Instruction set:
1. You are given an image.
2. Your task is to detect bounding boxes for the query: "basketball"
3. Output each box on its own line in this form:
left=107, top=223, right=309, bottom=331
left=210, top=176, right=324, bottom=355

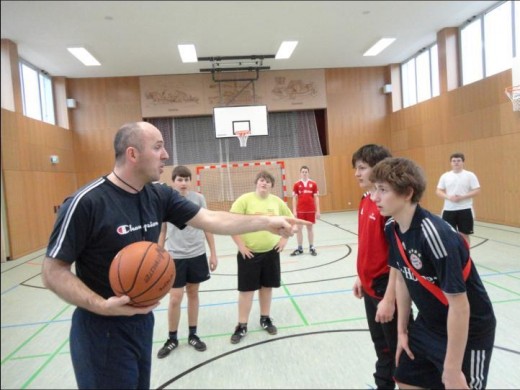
left=109, top=241, right=175, bottom=307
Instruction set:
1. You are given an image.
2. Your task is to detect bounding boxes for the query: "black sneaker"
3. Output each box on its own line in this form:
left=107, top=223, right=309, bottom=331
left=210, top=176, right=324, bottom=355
left=290, top=249, right=303, bottom=256
left=188, top=334, right=207, bottom=352
left=157, top=338, right=178, bottom=359
left=230, top=325, right=247, bottom=344
left=260, top=317, right=278, bottom=335
left=310, top=247, right=317, bottom=256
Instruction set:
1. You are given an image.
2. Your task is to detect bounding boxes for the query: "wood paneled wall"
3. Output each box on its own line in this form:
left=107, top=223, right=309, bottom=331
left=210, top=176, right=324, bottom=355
left=1, top=59, right=518, bottom=259
left=1, top=110, right=77, bottom=258
left=66, top=77, right=143, bottom=186
left=390, top=70, right=520, bottom=226
left=324, top=67, right=391, bottom=210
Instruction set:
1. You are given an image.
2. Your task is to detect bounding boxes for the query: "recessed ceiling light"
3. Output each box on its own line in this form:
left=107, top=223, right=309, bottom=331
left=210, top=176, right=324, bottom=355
left=178, top=44, right=198, bottom=63
left=363, top=38, right=396, bottom=56
left=363, top=38, right=395, bottom=56
left=67, top=47, right=101, bottom=66
left=276, top=41, right=298, bottom=59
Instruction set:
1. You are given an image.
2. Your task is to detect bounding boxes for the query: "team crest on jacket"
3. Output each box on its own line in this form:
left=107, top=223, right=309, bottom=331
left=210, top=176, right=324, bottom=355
left=410, top=250, right=423, bottom=269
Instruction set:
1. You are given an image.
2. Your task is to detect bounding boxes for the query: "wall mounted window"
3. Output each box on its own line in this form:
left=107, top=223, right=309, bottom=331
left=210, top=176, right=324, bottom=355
left=401, top=44, right=440, bottom=108
left=19, top=60, right=55, bottom=124
left=461, top=1, right=518, bottom=85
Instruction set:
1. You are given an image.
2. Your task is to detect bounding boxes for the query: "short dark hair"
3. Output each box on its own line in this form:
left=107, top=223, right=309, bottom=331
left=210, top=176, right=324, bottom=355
left=172, top=165, right=191, bottom=180
left=450, top=152, right=465, bottom=162
left=114, top=122, right=144, bottom=162
left=352, top=144, right=392, bottom=168
left=300, top=165, right=309, bottom=171
left=370, top=157, right=426, bottom=204
left=255, top=170, right=275, bottom=186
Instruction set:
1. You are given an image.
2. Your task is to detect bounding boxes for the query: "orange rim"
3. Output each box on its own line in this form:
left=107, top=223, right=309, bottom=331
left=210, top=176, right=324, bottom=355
left=505, top=85, right=520, bottom=100
left=505, top=85, right=520, bottom=93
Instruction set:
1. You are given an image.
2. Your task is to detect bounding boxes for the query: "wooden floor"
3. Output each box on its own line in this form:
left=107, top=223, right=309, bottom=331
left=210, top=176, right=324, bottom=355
left=1, top=211, right=519, bottom=389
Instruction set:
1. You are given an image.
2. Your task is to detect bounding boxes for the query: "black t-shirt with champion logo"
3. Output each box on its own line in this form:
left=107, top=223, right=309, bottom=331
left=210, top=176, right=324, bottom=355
left=385, top=205, right=495, bottom=338
left=46, top=177, right=200, bottom=299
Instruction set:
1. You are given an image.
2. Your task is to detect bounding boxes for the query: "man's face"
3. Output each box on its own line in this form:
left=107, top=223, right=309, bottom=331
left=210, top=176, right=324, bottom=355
left=354, top=160, right=372, bottom=189
left=136, top=125, right=169, bottom=182
left=300, top=169, right=309, bottom=179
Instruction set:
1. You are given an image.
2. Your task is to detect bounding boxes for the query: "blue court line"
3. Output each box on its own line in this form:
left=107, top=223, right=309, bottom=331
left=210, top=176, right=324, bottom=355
left=1, top=284, right=20, bottom=295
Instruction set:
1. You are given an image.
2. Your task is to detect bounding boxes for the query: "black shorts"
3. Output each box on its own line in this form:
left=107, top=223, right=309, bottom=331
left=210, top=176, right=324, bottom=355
left=442, top=208, right=474, bottom=235
left=395, top=317, right=495, bottom=389
left=237, top=249, right=281, bottom=292
left=172, top=254, right=210, bottom=288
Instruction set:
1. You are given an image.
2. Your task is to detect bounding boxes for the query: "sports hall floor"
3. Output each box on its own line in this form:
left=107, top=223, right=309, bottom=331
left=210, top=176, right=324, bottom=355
left=1, top=211, right=519, bottom=389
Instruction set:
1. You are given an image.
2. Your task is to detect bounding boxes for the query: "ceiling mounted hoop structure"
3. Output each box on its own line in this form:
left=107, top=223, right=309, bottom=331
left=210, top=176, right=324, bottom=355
left=199, top=54, right=275, bottom=82
left=236, top=130, right=251, bottom=148
left=505, top=85, right=520, bottom=112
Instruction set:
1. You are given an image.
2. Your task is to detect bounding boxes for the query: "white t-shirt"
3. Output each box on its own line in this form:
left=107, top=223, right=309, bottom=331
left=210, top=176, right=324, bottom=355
left=437, top=169, right=480, bottom=212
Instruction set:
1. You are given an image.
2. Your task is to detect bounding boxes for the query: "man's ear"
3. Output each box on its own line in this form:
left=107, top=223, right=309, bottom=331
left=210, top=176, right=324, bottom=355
left=127, top=146, right=138, bottom=161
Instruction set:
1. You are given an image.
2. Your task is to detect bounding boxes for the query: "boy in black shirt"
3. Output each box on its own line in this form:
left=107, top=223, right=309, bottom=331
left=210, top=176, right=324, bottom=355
left=370, top=157, right=495, bottom=389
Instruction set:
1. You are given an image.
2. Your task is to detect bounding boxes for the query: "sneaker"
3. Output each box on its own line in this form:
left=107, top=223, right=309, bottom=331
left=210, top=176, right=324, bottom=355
left=290, top=249, right=303, bottom=256
left=157, top=338, right=178, bottom=359
left=188, top=334, right=207, bottom=352
left=230, top=325, right=247, bottom=344
left=260, top=317, right=278, bottom=335
left=310, top=247, right=317, bottom=256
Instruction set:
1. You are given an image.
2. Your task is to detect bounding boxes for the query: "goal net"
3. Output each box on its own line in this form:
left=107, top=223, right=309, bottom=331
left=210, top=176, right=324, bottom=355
left=196, top=161, right=287, bottom=211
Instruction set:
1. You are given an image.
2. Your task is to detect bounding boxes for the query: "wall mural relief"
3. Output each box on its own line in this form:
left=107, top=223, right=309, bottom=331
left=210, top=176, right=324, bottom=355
left=139, top=74, right=208, bottom=117
left=140, top=69, right=326, bottom=118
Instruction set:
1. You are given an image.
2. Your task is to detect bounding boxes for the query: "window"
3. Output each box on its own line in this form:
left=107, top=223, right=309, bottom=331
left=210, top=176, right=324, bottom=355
left=461, top=18, right=483, bottom=85
left=401, top=44, right=439, bottom=108
left=461, top=1, right=518, bottom=85
left=19, top=60, right=55, bottom=124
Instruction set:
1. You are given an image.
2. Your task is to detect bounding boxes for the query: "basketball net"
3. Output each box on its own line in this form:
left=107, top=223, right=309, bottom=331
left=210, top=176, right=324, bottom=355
left=236, top=130, right=251, bottom=147
left=505, top=85, right=520, bottom=112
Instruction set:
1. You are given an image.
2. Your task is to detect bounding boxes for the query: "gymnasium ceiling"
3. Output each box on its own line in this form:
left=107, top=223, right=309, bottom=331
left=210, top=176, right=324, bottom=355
left=1, top=1, right=498, bottom=79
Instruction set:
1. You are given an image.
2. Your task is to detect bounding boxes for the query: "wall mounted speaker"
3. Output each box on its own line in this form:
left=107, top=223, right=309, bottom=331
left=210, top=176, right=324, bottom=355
left=66, top=98, right=77, bottom=108
left=383, top=84, right=392, bottom=94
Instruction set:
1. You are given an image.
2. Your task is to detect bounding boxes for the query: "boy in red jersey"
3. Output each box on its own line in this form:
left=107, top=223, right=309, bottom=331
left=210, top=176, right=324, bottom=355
left=291, top=166, right=320, bottom=256
left=352, top=145, right=404, bottom=389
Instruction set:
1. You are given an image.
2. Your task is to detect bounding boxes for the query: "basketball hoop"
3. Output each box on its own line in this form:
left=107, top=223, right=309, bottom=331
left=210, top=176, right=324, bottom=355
left=236, top=130, right=251, bottom=147
left=505, top=85, right=520, bottom=112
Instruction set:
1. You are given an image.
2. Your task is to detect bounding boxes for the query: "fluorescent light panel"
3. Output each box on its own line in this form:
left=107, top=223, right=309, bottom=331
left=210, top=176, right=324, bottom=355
left=178, top=44, right=198, bottom=63
left=276, top=41, right=298, bottom=59
left=67, top=47, right=100, bottom=66
left=363, top=38, right=396, bottom=56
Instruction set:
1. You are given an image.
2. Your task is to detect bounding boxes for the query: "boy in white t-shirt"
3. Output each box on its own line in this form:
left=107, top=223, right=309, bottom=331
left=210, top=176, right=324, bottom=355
left=436, top=153, right=480, bottom=243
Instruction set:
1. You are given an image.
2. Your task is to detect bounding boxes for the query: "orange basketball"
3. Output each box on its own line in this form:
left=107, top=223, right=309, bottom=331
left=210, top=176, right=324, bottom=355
left=109, top=241, right=175, bottom=307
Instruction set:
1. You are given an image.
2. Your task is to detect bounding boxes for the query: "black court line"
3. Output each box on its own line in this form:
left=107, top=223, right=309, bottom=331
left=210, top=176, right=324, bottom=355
left=319, top=218, right=359, bottom=236
left=156, top=332, right=520, bottom=389
left=474, top=222, right=520, bottom=235
left=156, top=329, right=370, bottom=389
left=494, top=345, right=520, bottom=355
left=199, top=246, right=354, bottom=293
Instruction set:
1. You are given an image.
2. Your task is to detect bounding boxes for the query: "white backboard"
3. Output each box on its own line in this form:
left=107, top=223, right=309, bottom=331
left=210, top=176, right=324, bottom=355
left=213, top=105, right=269, bottom=138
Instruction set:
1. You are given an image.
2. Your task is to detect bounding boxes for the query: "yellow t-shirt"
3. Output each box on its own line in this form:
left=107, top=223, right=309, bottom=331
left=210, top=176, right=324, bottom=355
left=230, top=192, right=293, bottom=252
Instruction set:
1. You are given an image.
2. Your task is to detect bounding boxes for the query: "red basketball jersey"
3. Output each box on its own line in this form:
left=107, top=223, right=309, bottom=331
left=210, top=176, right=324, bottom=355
left=293, top=179, right=319, bottom=213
